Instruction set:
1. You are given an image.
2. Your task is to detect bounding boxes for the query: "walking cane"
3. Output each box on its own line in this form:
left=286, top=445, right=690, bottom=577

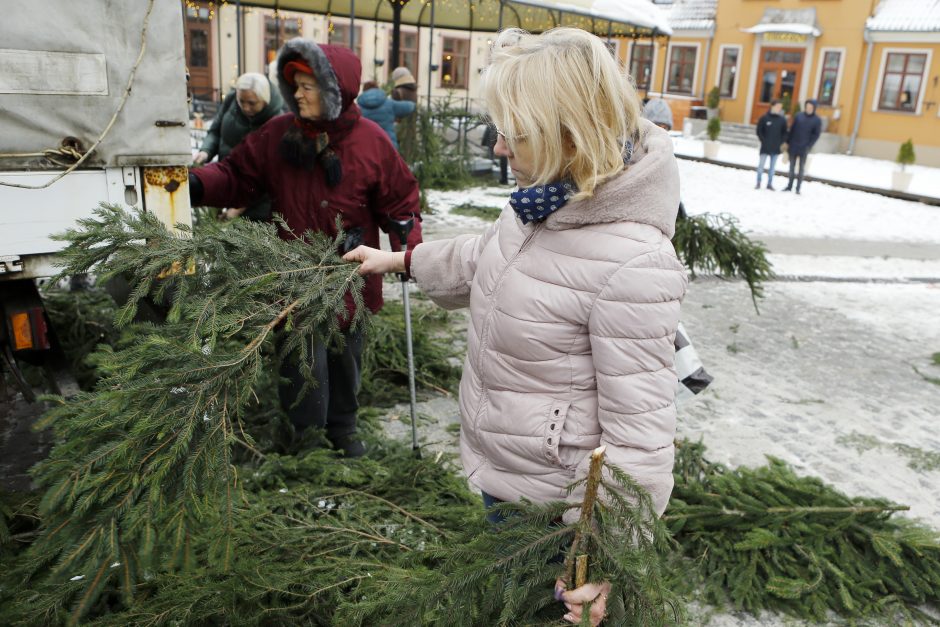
left=389, top=218, right=421, bottom=458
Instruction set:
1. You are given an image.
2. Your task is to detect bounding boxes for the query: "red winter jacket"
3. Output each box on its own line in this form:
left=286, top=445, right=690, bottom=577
left=192, top=43, right=421, bottom=321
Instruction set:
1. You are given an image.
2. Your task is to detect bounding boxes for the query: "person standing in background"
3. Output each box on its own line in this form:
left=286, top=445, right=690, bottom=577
left=783, top=99, right=822, bottom=195
left=390, top=66, right=418, bottom=161
left=357, top=80, right=416, bottom=151
left=194, top=73, right=284, bottom=220
left=754, top=99, right=788, bottom=191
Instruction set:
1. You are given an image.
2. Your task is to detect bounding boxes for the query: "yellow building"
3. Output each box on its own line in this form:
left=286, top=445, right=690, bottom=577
left=630, top=0, right=940, bottom=166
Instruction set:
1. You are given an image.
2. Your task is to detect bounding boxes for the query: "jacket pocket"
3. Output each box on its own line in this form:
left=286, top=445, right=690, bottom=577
left=542, top=400, right=574, bottom=471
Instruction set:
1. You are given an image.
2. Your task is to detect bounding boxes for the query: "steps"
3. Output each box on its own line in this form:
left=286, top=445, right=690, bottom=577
left=718, top=122, right=760, bottom=148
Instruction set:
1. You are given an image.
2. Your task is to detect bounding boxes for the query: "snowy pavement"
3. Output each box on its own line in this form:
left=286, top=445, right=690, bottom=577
left=674, top=136, right=940, bottom=201
left=676, top=158, right=940, bottom=246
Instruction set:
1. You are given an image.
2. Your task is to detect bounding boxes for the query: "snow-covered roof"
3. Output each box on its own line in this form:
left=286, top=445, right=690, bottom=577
left=867, top=0, right=940, bottom=32
left=742, top=8, right=821, bottom=38
left=590, top=0, right=673, bottom=35
left=650, top=0, right=716, bottom=32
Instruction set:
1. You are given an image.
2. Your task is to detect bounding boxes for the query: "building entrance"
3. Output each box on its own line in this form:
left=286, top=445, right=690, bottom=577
left=751, top=47, right=804, bottom=123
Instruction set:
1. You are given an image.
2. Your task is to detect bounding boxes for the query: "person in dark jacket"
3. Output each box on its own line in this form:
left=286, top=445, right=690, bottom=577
left=357, top=80, right=416, bottom=150
left=194, top=73, right=284, bottom=220
left=784, top=99, right=822, bottom=194
left=189, top=40, right=422, bottom=456
left=755, top=99, right=788, bottom=190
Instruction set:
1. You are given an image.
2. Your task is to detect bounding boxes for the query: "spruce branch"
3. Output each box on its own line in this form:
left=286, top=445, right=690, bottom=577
left=673, top=212, right=774, bottom=313
left=669, top=439, right=940, bottom=621
left=19, top=204, right=366, bottom=623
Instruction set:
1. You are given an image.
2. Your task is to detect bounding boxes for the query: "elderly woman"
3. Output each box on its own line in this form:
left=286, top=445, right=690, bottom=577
left=190, top=40, right=421, bottom=457
left=345, top=27, right=686, bottom=624
left=194, top=72, right=284, bottom=220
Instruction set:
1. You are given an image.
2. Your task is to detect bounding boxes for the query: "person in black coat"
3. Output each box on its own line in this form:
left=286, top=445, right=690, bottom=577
left=784, top=99, right=822, bottom=195
left=755, top=99, right=788, bottom=190
left=194, top=73, right=285, bottom=220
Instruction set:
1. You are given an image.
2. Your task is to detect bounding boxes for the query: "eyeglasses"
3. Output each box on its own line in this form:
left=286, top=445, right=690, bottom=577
left=492, top=125, right=527, bottom=142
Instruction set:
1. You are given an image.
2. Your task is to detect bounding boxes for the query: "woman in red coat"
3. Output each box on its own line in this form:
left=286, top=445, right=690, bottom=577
left=190, top=39, right=422, bottom=456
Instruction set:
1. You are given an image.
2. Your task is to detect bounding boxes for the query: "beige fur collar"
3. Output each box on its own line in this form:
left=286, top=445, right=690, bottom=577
left=544, top=119, right=681, bottom=238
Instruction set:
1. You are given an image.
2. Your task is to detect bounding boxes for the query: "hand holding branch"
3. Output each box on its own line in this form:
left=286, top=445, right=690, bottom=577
left=343, top=245, right=405, bottom=276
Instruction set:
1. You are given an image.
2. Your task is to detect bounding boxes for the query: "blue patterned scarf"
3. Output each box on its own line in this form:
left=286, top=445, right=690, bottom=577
left=508, top=140, right=634, bottom=225
left=508, top=181, right=577, bottom=225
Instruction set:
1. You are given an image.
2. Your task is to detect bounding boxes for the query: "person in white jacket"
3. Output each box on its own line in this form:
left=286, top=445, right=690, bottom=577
left=344, top=27, right=687, bottom=625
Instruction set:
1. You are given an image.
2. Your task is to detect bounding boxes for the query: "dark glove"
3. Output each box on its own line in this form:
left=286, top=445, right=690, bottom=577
left=188, top=171, right=204, bottom=206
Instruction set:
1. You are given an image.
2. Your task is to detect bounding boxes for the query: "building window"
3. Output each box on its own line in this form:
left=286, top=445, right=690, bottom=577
left=189, top=30, right=208, bottom=68
left=388, top=30, right=419, bottom=76
left=265, top=15, right=301, bottom=69
left=878, top=52, right=927, bottom=112
left=817, top=50, right=841, bottom=106
left=440, top=37, right=469, bottom=89
left=717, top=47, right=739, bottom=98
left=667, top=45, right=697, bottom=95
left=629, top=43, right=653, bottom=90
left=331, top=23, right=363, bottom=59
left=186, top=6, right=210, bottom=22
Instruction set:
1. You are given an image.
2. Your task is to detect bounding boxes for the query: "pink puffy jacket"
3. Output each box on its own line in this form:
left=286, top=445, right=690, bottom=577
left=411, top=120, right=687, bottom=516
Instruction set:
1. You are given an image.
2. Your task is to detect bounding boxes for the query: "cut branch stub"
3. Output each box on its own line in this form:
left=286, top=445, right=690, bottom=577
left=565, top=445, right=607, bottom=587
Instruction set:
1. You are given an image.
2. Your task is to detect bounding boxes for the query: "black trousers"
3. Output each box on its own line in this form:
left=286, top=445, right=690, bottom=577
left=278, top=330, right=363, bottom=438
left=786, top=151, right=809, bottom=191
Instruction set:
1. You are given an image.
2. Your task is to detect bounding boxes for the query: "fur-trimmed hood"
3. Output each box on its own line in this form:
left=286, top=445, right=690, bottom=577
left=546, top=118, right=680, bottom=238
left=276, top=38, right=361, bottom=121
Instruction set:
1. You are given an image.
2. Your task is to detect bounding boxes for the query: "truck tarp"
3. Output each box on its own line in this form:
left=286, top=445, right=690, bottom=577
left=0, top=0, right=191, bottom=170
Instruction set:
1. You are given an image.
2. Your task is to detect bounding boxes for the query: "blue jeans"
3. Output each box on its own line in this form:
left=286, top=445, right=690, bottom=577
left=756, top=153, right=779, bottom=187
left=482, top=491, right=508, bottom=526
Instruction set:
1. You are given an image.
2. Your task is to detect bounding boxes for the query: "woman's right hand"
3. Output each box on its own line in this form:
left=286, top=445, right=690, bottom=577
left=193, top=151, right=209, bottom=165
left=343, top=246, right=406, bottom=276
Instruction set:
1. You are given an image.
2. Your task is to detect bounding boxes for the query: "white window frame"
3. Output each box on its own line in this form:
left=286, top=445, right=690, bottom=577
left=665, top=41, right=701, bottom=97
left=871, top=46, right=933, bottom=115
left=714, top=44, right=742, bottom=100
left=627, top=40, right=657, bottom=91
left=812, top=46, right=845, bottom=107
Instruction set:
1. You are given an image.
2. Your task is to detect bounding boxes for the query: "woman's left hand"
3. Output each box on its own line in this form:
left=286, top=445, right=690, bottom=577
left=556, top=578, right=611, bottom=626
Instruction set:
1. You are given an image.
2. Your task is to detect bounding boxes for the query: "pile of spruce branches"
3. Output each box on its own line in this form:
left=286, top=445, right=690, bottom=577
left=2, top=206, right=939, bottom=627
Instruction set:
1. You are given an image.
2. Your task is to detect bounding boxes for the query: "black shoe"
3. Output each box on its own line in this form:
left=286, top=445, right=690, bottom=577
left=766, top=185, right=776, bottom=191
left=755, top=183, right=761, bottom=189
left=795, top=189, right=801, bottom=195
left=329, top=434, right=366, bottom=458
left=783, top=186, right=792, bottom=192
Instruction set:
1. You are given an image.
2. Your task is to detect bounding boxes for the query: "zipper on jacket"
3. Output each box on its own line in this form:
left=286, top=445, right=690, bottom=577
left=475, top=222, right=545, bottom=384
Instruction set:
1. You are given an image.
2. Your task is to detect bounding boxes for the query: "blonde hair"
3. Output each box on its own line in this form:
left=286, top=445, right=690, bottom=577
left=235, top=72, right=271, bottom=104
left=482, top=28, right=641, bottom=199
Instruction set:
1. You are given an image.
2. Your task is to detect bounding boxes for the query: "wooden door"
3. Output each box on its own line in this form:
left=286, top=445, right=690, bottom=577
left=751, top=48, right=804, bottom=124
left=184, top=2, right=215, bottom=104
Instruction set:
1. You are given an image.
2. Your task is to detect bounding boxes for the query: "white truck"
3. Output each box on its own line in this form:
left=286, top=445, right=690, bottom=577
left=0, top=0, right=193, bottom=399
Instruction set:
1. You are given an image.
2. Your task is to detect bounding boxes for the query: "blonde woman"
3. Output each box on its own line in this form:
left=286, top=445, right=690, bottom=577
left=344, top=27, right=686, bottom=625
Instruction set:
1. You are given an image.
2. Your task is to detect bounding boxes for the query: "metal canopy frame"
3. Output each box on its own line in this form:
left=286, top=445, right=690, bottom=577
left=230, top=0, right=671, bottom=105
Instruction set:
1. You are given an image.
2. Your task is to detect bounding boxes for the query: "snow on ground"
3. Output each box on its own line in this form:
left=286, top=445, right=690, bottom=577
left=679, top=278, right=940, bottom=529
left=768, top=254, right=940, bottom=280
left=677, top=158, right=940, bottom=244
left=426, top=169, right=940, bottom=247
left=673, top=136, right=940, bottom=200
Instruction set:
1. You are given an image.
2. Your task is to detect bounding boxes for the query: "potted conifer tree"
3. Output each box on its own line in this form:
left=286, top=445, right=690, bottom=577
left=892, top=139, right=915, bottom=192
left=706, top=86, right=720, bottom=119
left=704, top=116, right=721, bottom=160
